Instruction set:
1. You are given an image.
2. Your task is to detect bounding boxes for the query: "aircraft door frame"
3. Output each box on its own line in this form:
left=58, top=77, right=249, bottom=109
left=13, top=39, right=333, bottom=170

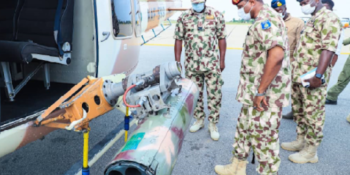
left=133, top=0, right=142, bottom=37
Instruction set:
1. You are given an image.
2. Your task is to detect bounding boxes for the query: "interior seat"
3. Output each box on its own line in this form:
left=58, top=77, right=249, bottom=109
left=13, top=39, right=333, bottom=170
left=0, top=0, right=74, bottom=101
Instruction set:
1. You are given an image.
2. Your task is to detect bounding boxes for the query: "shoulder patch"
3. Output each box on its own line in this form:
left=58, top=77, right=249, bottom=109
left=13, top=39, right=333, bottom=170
left=206, top=15, right=214, bottom=20
left=261, top=20, right=271, bottom=30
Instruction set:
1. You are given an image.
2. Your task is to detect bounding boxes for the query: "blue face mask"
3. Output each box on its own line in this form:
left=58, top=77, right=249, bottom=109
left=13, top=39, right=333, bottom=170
left=192, top=3, right=205, bottom=12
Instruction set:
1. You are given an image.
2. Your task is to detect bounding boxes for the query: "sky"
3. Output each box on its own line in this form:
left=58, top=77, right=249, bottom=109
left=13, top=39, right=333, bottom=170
left=170, top=0, right=349, bottom=21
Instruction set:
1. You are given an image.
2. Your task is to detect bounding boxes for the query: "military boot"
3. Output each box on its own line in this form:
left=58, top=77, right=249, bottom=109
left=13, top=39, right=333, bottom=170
left=281, top=135, right=305, bottom=151
left=347, top=114, right=350, bottom=123
left=209, top=122, right=220, bottom=141
left=325, top=99, right=337, bottom=105
left=214, top=157, right=247, bottom=175
left=282, top=111, right=293, bottom=119
left=289, top=144, right=318, bottom=164
left=189, top=119, right=204, bottom=133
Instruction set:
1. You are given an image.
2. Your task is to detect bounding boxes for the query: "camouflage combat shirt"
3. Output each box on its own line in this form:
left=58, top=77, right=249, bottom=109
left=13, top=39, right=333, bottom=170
left=236, top=4, right=291, bottom=108
left=292, top=7, right=342, bottom=84
left=174, top=6, right=226, bottom=73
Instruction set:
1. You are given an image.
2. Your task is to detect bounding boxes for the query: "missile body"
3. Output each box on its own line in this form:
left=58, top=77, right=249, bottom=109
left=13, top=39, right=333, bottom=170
left=104, top=78, right=199, bottom=175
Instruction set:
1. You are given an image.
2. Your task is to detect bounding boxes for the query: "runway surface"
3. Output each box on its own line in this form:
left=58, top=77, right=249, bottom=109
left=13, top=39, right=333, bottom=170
left=1, top=25, right=350, bottom=175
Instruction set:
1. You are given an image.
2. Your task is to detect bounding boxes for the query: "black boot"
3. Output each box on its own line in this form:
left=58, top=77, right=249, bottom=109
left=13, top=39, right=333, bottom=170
left=283, top=111, right=293, bottom=119
left=325, top=99, right=337, bottom=105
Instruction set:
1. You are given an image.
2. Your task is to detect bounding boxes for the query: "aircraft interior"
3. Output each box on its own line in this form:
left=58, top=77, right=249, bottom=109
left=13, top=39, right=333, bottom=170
left=0, top=0, right=74, bottom=125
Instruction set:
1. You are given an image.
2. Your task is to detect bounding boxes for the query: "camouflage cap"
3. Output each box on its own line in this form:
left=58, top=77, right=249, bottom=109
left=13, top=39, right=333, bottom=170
left=191, top=0, right=205, bottom=3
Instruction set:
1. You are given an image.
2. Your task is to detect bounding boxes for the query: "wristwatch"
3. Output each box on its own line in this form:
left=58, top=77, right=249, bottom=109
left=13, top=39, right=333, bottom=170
left=315, top=73, right=323, bottom=79
left=255, top=91, right=266, bottom=97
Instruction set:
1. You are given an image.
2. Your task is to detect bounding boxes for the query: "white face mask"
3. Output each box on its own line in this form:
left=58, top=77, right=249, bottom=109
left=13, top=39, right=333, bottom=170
left=238, top=1, right=254, bottom=21
left=279, top=12, right=285, bottom=19
left=301, top=1, right=316, bottom=15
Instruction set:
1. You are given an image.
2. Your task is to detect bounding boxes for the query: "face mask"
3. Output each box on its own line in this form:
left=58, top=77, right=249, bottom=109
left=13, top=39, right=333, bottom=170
left=301, top=0, right=316, bottom=15
left=192, top=3, right=205, bottom=12
left=279, top=12, right=285, bottom=19
left=238, top=1, right=254, bottom=21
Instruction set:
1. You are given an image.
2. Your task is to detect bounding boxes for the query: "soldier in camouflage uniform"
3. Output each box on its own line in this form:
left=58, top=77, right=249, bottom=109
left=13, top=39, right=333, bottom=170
left=174, top=0, right=226, bottom=141
left=326, top=36, right=350, bottom=105
left=271, top=0, right=305, bottom=120
left=281, top=0, right=342, bottom=164
left=215, top=0, right=290, bottom=174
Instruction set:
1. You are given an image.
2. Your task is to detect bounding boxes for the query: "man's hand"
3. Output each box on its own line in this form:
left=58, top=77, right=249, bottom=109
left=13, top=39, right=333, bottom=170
left=253, top=96, right=268, bottom=112
left=304, top=76, right=322, bottom=88
left=176, top=61, right=183, bottom=73
left=220, top=61, right=225, bottom=72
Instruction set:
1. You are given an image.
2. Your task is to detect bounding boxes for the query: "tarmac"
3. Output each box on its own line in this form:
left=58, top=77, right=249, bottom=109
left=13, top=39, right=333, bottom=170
left=0, top=24, right=350, bottom=175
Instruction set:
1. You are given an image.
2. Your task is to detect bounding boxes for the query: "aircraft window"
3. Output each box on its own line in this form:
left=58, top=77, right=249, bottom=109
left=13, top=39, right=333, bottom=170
left=111, top=0, right=133, bottom=38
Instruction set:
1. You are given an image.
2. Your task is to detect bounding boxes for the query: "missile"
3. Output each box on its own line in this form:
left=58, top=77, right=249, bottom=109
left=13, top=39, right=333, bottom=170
left=104, top=78, right=199, bottom=175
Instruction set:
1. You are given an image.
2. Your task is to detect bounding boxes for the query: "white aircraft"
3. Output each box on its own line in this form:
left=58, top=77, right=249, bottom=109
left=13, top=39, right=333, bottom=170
left=0, top=0, right=184, bottom=159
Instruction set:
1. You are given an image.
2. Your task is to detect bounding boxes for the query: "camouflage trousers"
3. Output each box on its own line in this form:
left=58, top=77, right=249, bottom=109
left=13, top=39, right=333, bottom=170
left=185, top=70, right=224, bottom=123
left=232, top=105, right=282, bottom=175
left=292, top=83, right=326, bottom=146
left=327, top=56, right=350, bottom=101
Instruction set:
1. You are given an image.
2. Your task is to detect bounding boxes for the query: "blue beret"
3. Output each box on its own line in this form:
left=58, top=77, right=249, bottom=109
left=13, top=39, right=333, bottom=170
left=271, top=0, right=285, bottom=8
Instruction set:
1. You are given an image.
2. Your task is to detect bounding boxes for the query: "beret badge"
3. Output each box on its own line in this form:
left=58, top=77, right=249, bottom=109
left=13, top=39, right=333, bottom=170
left=232, top=0, right=242, bottom=5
